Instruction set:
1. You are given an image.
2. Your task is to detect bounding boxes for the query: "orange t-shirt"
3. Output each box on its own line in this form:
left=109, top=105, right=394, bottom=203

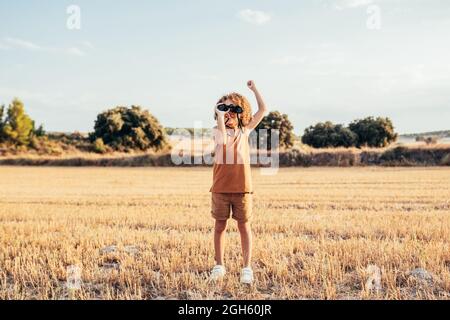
left=210, top=127, right=253, bottom=194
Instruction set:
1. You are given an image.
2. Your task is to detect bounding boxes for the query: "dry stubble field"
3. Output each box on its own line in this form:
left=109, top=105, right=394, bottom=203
left=0, top=166, right=449, bottom=300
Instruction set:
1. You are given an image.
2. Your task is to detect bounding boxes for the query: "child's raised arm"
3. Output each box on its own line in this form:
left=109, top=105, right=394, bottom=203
left=245, top=80, right=268, bottom=131
left=214, top=106, right=228, bottom=145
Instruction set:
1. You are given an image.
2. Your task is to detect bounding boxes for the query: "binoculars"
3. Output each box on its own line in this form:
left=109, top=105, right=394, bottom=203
left=216, top=104, right=243, bottom=114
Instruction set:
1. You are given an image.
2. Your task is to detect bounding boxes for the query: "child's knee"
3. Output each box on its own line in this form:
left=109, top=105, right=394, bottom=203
left=215, top=220, right=228, bottom=233
left=237, top=221, right=251, bottom=232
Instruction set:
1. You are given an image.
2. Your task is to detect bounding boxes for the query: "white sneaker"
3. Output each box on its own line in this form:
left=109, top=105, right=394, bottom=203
left=210, top=265, right=226, bottom=281
left=240, top=267, right=254, bottom=284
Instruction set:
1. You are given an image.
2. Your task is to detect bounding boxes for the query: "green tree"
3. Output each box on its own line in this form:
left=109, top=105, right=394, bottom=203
left=255, top=111, right=295, bottom=150
left=90, top=105, right=168, bottom=152
left=302, top=121, right=357, bottom=148
left=348, top=117, right=397, bottom=148
left=31, top=120, right=46, bottom=137
left=2, top=98, right=34, bottom=145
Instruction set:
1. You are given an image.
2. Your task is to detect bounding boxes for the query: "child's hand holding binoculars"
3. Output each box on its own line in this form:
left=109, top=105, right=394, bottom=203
left=215, top=105, right=228, bottom=117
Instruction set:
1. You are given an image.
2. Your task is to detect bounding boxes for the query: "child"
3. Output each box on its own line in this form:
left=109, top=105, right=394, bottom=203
left=210, top=80, right=268, bottom=284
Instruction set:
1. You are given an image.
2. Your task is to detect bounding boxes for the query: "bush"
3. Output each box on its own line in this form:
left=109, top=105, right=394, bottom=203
left=33, top=123, right=46, bottom=137
left=302, top=121, right=357, bottom=148
left=348, top=117, right=397, bottom=148
left=255, top=111, right=295, bottom=150
left=90, top=106, right=168, bottom=152
left=93, top=138, right=108, bottom=154
left=165, top=127, right=175, bottom=135
left=302, top=117, right=397, bottom=149
left=425, top=137, right=438, bottom=145
left=1, top=99, right=34, bottom=146
left=416, top=136, right=439, bottom=145
left=29, top=136, right=40, bottom=150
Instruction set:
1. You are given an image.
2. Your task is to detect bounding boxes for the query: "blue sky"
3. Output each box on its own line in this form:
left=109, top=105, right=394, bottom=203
left=1, top=0, right=449, bottom=134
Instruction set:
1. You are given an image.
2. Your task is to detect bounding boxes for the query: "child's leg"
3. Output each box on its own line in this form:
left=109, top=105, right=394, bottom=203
left=231, top=193, right=253, bottom=268
left=237, top=221, right=253, bottom=268
left=214, top=219, right=228, bottom=265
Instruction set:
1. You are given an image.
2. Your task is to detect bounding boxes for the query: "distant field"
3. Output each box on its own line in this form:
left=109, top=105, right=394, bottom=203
left=0, top=167, right=449, bottom=300
left=398, top=136, right=450, bottom=145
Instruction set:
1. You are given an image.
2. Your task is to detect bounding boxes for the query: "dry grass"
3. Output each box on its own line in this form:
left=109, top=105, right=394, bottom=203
left=0, top=166, right=449, bottom=300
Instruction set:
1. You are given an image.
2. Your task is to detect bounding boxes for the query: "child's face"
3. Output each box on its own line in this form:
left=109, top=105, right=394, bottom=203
left=223, top=99, right=239, bottom=129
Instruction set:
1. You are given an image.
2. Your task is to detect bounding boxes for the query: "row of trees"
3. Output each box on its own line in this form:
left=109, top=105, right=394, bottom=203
left=302, top=117, right=398, bottom=148
left=76, top=108, right=399, bottom=150
left=0, top=99, right=168, bottom=153
left=0, top=98, right=398, bottom=152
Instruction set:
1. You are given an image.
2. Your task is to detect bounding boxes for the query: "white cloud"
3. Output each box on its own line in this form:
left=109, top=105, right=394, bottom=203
left=1, top=37, right=86, bottom=57
left=4, top=37, right=42, bottom=50
left=237, top=9, right=271, bottom=25
left=334, top=0, right=373, bottom=10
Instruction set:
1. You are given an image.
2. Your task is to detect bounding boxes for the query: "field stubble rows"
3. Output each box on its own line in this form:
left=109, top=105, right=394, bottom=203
left=0, top=166, right=449, bottom=300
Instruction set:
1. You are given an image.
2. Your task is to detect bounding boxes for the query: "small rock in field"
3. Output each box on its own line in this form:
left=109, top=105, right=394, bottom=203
left=100, top=245, right=118, bottom=254
left=408, top=268, right=435, bottom=283
left=365, top=265, right=382, bottom=292
left=124, top=245, right=139, bottom=255
left=101, top=262, right=120, bottom=271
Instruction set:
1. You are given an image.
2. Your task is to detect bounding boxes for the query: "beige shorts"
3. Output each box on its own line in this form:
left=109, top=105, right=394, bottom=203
left=211, top=193, right=253, bottom=223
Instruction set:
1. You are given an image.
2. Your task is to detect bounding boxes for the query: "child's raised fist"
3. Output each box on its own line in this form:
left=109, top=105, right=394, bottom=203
left=247, top=80, right=256, bottom=91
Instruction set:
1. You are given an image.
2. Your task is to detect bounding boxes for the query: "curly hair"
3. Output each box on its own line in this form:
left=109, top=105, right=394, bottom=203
left=214, top=92, right=253, bottom=128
